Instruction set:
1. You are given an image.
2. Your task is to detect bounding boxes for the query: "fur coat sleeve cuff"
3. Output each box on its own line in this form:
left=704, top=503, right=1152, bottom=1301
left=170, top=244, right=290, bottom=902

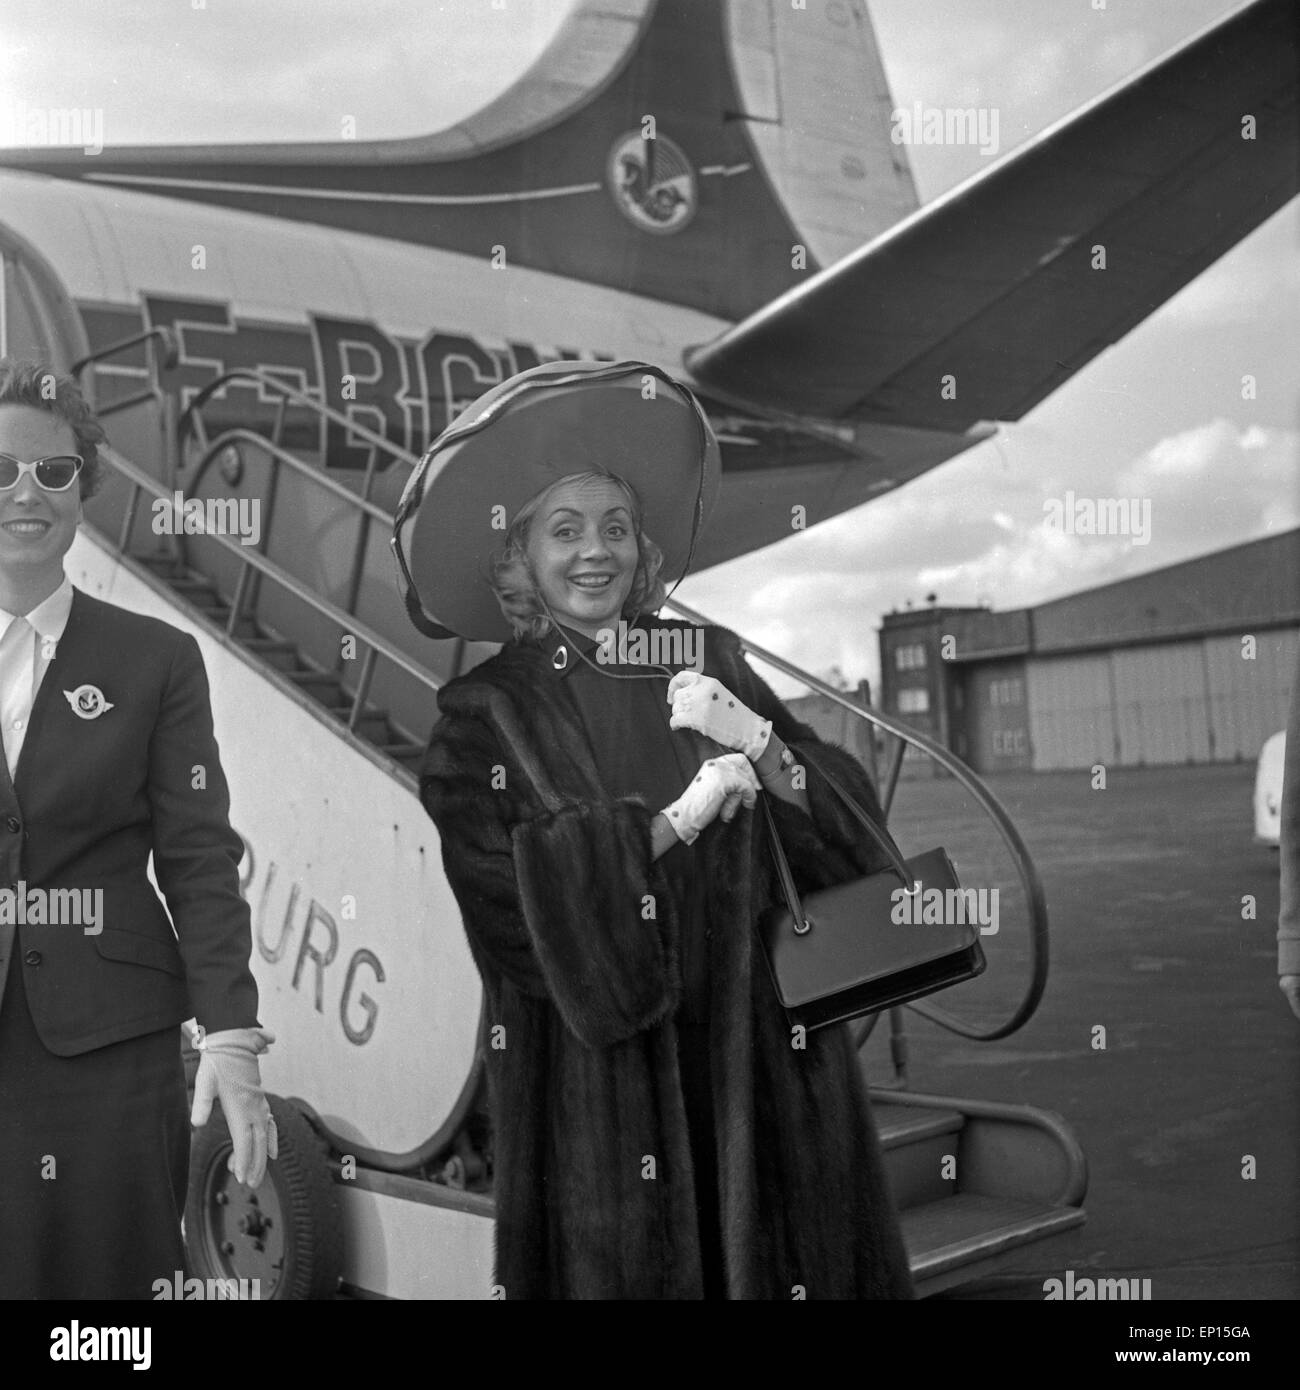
left=511, top=801, right=680, bottom=1049
left=422, top=713, right=679, bottom=1048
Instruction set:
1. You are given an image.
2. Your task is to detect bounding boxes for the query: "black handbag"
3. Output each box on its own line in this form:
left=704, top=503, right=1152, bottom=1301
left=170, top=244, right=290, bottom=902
left=756, top=752, right=986, bottom=1030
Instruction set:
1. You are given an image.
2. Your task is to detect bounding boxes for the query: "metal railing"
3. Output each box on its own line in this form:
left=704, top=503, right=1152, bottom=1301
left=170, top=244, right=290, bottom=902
left=73, top=326, right=183, bottom=487
left=664, top=597, right=1050, bottom=1046
left=179, top=366, right=417, bottom=503
left=182, top=423, right=400, bottom=693
left=75, top=341, right=432, bottom=738
left=99, top=443, right=443, bottom=742
left=179, top=367, right=420, bottom=646
left=73, top=334, right=1048, bottom=1053
left=72, top=325, right=179, bottom=415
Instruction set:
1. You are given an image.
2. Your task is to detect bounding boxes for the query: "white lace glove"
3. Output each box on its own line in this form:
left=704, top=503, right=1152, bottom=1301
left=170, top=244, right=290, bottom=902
left=191, top=1026, right=278, bottom=1188
left=662, top=753, right=762, bottom=845
left=667, top=671, right=772, bottom=761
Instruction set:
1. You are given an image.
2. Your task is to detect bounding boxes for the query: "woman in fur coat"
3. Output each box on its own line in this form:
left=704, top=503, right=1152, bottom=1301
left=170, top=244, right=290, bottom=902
left=399, top=360, right=914, bottom=1300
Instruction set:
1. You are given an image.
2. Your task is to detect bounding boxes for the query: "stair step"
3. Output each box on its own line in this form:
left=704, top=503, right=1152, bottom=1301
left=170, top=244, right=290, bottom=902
left=293, top=684, right=349, bottom=711
left=873, top=1103, right=965, bottom=1211
left=378, top=742, right=425, bottom=764
left=873, top=1103, right=964, bottom=1149
left=173, top=588, right=226, bottom=611
left=285, top=669, right=343, bottom=689
left=137, top=554, right=185, bottom=577
left=341, top=710, right=392, bottom=740
left=901, top=1193, right=1085, bottom=1294
left=187, top=604, right=258, bottom=637
left=132, top=535, right=427, bottom=778
left=124, top=529, right=429, bottom=777
left=241, top=637, right=301, bottom=671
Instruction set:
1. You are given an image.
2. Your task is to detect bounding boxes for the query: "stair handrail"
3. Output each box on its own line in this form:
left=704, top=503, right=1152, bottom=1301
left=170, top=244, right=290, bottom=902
left=662, top=597, right=1049, bottom=1042
left=177, top=370, right=420, bottom=625
left=177, top=366, right=420, bottom=472
left=71, top=324, right=179, bottom=385
left=95, top=443, right=443, bottom=697
left=71, top=328, right=183, bottom=483
left=188, top=427, right=395, bottom=526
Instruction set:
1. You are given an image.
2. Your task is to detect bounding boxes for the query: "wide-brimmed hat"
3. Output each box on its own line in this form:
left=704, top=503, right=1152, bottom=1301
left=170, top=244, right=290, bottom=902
left=392, top=359, right=720, bottom=643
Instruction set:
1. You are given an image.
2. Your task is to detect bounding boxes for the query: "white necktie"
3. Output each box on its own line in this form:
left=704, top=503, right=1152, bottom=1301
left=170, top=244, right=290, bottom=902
left=0, top=617, right=35, bottom=779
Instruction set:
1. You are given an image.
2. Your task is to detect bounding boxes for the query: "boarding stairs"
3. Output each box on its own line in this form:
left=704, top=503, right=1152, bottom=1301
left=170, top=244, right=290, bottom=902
left=70, top=329, right=1085, bottom=1299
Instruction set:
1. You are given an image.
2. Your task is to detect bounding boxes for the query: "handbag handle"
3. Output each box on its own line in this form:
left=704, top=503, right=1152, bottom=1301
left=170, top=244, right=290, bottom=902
left=760, top=747, right=915, bottom=935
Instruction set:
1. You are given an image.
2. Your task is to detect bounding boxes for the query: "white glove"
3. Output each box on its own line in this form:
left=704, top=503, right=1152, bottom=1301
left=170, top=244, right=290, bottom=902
left=667, top=671, right=772, bottom=761
left=191, top=1026, right=278, bottom=1188
left=662, top=753, right=762, bottom=845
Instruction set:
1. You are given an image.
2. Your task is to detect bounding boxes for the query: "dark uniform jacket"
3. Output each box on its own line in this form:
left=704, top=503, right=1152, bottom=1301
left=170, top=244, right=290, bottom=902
left=0, top=589, right=258, bottom=1054
left=421, top=617, right=914, bottom=1300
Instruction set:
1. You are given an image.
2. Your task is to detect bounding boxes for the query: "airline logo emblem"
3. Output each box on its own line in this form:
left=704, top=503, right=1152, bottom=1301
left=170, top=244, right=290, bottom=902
left=64, top=684, right=115, bottom=719
left=607, top=131, right=697, bottom=235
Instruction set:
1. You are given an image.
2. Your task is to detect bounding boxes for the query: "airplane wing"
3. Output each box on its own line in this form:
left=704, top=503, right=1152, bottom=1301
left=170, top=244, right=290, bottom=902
left=684, top=0, right=1298, bottom=430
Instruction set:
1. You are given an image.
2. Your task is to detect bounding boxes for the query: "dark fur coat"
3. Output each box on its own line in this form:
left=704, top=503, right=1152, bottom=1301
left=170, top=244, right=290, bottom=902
left=420, top=620, right=914, bottom=1300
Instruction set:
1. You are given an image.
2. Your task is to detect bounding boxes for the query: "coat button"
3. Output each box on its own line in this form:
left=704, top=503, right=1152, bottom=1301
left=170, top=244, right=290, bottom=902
left=4, top=816, right=19, bottom=833
left=23, top=949, right=41, bottom=967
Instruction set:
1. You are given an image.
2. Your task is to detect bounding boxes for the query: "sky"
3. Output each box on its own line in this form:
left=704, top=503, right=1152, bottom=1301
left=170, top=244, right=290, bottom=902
left=1, top=0, right=1295, bottom=695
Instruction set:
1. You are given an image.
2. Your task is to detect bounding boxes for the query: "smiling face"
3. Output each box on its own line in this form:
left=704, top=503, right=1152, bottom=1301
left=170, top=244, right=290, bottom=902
left=524, top=475, right=640, bottom=640
left=0, top=405, right=83, bottom=597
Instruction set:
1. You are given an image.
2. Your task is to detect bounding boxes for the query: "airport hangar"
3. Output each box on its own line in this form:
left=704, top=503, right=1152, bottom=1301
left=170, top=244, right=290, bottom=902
left=788, top=527, right=1298, bottom=777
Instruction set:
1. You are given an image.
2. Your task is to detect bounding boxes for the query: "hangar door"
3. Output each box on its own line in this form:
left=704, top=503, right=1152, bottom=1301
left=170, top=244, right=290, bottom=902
left=1112, top=642, right=1212, bottom=765
left=1203, top=628, right=1298, bottom=761
left=1026, top=654, right=1116, bottom=770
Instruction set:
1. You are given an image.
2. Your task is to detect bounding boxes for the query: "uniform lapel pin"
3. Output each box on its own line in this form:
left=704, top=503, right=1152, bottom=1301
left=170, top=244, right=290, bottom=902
left=64, top=684, right=115, bottom=719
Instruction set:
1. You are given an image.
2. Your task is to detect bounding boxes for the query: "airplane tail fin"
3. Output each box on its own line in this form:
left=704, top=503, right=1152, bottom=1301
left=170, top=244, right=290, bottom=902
left=0, top=0, right=917, bottom=323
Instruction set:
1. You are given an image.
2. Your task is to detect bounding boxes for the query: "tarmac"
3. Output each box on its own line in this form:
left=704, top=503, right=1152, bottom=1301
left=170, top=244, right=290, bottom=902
left=867, top=761, right=1298, bottom=1302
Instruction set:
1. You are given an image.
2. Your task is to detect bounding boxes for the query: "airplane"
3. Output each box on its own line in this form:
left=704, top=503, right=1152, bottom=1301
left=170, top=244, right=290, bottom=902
left=0, top=0, right=1294, bottom=1299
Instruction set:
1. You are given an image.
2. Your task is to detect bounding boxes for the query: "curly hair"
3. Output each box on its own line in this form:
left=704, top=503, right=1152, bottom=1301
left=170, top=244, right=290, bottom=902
left=488, top=471, right=667, bottom=642
left=0, top=357, right=106, bottom=499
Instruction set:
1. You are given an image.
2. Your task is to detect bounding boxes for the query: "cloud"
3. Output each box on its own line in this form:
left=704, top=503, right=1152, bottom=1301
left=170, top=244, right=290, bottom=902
left=1241, top=425, right=1269, bottom=451
left=1134, top=419, right=1238, bottom=477
left=1115, top=420, right=1300, bottom=547
left=683, top=415, right=1298, bottom=698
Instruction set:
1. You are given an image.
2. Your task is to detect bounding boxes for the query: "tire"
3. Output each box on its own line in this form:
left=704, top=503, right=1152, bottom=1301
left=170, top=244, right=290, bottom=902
left=185, top=1093, right=344, bottom=1300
